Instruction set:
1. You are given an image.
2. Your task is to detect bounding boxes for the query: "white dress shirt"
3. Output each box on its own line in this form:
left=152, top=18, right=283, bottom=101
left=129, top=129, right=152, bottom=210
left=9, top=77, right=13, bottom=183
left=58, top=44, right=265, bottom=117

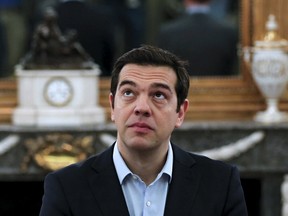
left=113, top=142, right=173, bottom=216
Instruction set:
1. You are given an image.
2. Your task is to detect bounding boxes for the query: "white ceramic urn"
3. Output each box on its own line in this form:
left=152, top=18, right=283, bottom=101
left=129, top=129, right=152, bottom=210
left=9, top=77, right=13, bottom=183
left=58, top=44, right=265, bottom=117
left=251, top=15, right=288, bottom=123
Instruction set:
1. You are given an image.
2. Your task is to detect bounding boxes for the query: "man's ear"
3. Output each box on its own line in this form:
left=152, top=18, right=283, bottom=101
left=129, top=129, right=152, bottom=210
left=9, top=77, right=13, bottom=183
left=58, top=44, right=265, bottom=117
left=109, top=93, right=115, bottom=121
left=175, top=99, right=189, bottom=128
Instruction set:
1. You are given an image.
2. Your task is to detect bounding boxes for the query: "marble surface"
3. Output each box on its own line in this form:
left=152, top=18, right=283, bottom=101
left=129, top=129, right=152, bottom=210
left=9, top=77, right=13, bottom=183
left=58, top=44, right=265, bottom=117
left=0, top=120, right=288, bottom=175
left=0, top=120, right=287, bottom=216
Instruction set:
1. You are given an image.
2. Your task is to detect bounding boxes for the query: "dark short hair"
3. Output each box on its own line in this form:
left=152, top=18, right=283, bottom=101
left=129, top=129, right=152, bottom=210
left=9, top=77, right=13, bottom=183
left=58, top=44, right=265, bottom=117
left=110, top=45, right=190, bottom=112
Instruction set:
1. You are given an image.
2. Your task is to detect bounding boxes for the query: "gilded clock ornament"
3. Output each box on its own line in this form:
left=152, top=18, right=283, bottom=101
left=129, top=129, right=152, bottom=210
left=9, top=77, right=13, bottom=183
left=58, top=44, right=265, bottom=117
left=20, top=133, right=95, bottom=172
left=44, top=77, right=73, bottom=107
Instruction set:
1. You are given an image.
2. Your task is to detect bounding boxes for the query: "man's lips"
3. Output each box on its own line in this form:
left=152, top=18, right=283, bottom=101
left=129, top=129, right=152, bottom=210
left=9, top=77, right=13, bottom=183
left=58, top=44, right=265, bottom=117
left=128, top=122, right=153, bottom=131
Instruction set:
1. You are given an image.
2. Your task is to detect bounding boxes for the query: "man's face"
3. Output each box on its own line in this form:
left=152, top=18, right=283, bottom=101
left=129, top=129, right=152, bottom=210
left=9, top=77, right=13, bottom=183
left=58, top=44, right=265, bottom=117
left=109, top=64, right=188, bottom=153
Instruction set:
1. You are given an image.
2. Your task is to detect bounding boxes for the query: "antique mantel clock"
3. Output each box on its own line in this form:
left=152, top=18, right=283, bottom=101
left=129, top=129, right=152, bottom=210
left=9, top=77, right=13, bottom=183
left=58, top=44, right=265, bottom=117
left=12, top=7, right=105, bottom=127
left=44, top=77, right=73, bottom=107
left=12, top=66, right=105, bottom=127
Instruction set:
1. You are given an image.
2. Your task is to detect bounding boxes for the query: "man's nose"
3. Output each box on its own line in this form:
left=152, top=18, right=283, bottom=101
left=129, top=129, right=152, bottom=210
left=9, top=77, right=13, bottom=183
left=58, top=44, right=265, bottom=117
left=134, top=95, right=151, bottom=117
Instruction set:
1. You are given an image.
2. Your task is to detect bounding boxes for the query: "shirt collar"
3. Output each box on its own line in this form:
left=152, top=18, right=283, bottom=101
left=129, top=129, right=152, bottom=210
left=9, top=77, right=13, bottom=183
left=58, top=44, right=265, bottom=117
left=186, top=5, right=210, bottom=15
left=113, top=142, right=173, bottom=184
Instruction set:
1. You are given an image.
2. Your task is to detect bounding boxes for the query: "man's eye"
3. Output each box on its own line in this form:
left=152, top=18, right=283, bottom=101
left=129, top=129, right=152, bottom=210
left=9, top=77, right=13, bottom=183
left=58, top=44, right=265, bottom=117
left=123, top=90, right=134, bottom=97
left=154, top=92, right=165, bottom=100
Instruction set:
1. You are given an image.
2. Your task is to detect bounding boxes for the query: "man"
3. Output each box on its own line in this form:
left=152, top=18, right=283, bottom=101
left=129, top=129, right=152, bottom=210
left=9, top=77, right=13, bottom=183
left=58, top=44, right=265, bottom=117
left=0, top=0, right=27, bottom=76
left=99, top=0, right=146, bottom=52
left=39, top=45, right=248, bottom=215
left=0, top=21, right=7, bottom=76
left=158, top=0, right=238, bottom=76
left=55, top=0, right=116, bottom=76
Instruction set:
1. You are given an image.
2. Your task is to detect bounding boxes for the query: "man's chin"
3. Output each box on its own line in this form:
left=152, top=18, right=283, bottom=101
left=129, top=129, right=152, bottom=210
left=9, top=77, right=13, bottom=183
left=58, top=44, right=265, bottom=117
left=126, top=138, right=155, bottom=151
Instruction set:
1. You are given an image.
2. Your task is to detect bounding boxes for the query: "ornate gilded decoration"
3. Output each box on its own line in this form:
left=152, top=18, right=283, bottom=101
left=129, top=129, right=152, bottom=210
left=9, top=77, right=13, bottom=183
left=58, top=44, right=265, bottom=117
left=21, top=133, right=94, bottom=172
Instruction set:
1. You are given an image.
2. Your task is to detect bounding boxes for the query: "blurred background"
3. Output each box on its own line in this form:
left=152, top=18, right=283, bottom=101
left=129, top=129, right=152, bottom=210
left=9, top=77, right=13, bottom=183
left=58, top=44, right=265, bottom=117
left=0, top=0, right=239, bottom=78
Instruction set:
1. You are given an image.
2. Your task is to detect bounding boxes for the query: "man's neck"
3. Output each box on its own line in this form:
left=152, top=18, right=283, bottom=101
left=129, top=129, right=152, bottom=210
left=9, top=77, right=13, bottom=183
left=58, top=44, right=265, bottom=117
left=119, top=144, right=169, bottom=185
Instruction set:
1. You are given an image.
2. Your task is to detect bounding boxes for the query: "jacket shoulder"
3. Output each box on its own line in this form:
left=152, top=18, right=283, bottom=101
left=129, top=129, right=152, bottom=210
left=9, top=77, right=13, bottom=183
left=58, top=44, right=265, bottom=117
left=48, top=145, right=114, bottom=180
left=172, top=143, right=236, bottom=175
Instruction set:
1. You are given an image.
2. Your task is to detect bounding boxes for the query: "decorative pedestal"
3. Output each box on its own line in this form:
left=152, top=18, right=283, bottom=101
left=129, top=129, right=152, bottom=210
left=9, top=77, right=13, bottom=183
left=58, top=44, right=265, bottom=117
left=12, top=66, right=106, bottom=126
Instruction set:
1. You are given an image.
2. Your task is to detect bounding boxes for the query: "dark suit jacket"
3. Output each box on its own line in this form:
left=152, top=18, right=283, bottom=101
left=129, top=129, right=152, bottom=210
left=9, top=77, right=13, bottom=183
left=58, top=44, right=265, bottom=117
left=158, top=13, right=238, bottom=76
left=56, top=1, right=116, bottom=76
left=39, top=144, right=247, bottom=215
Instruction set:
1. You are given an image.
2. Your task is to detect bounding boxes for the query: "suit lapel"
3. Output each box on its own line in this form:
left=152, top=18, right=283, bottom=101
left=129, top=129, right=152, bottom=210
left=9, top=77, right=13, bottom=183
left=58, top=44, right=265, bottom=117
left=86, top=144, right=201, bottom=215
left=88, top=145, right=129, bottom=216
left=164, top=144, right=202, bottom=216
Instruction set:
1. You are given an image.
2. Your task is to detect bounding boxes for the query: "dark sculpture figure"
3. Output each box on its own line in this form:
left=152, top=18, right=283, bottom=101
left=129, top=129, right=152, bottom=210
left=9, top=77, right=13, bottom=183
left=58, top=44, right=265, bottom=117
left=22, top=7, right=94, bottom=70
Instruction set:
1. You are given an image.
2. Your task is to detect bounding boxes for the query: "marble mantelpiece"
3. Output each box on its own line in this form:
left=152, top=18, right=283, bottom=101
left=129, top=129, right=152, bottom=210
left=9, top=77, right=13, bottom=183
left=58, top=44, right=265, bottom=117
left=0, top=121, right=287, bottom=175
left=0, top=121, right=287, bottom=216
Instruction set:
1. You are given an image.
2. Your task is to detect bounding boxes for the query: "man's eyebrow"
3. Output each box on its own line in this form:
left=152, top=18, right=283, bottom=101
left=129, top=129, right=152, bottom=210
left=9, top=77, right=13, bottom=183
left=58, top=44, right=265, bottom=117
left=151, top=83, right=173, bottom=93
left=118, top=80, right=173, bottom=93
left=118, top=80, right=136, bottom=89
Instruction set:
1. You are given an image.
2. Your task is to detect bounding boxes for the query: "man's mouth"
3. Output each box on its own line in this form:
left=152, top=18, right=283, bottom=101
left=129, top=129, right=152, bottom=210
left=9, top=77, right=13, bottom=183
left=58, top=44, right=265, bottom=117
left=129, top=122, right=153, bottom=132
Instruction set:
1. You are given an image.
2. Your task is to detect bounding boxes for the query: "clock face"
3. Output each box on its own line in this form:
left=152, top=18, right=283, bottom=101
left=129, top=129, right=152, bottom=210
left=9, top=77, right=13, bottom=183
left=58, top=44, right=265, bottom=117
left=44, top=77, right=73, bottom=107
